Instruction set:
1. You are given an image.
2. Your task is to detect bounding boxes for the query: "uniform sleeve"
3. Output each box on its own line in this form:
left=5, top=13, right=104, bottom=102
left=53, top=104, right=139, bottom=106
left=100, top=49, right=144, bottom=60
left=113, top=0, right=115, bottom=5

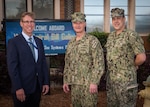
left=63, top=41, right=72, bottom=84
left=128, top=31, right=145, bottom=55
left=90, top=37, right=105, bottom=85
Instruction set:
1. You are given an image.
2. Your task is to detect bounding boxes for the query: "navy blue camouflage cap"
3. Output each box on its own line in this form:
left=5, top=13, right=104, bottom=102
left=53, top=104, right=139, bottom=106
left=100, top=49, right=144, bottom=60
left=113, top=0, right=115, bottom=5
left=111, top=8, right=125, bottom=18
left=71, top=12, right=86, bottom=22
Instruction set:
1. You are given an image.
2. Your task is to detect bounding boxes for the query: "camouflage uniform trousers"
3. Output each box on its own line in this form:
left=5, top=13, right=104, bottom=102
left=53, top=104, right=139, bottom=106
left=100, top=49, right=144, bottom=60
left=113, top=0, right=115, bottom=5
left=71, top=84, right=98, bottom=107
left=106, top=78, right=138, bottom=107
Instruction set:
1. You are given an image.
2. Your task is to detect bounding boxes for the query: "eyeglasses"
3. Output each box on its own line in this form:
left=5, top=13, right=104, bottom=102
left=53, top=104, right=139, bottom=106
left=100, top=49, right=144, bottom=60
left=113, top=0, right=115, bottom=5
left=22, top=20, right=35, bottom=24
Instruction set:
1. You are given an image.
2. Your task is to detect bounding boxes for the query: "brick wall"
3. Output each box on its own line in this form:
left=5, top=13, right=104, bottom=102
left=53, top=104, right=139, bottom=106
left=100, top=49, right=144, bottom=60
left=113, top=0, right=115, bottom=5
left=60, top=0, right=81, bottom=19
left=141, top=36, right=150, bottom=52
left=74, top=0, right=81, bottom=12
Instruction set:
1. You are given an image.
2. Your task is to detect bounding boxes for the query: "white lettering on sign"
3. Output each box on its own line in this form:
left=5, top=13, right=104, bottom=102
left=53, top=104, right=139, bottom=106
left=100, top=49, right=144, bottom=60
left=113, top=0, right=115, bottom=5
left=51, top=33, right=59, bottom=40
left=61, top=33, right=74, bottom=40
left=49, top=25, right=65, bottom=31
left=51, top=45, right=64, bottom=50
left=34, top=25, right=47, bottom=31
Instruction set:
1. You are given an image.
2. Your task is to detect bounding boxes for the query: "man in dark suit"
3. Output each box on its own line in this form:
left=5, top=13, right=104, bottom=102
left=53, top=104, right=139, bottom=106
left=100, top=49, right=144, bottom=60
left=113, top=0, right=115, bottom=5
left=7, top=12, right=50, bottom=107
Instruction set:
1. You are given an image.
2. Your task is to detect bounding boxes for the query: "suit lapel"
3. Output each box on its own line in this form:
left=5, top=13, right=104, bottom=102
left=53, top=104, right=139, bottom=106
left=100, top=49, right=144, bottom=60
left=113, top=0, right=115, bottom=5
left=20, top=34, right=36, bottom=61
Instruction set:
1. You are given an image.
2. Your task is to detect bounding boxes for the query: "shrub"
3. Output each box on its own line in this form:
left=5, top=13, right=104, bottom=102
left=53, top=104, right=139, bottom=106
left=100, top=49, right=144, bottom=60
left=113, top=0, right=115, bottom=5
left=88, top=30, right=109, bottom=49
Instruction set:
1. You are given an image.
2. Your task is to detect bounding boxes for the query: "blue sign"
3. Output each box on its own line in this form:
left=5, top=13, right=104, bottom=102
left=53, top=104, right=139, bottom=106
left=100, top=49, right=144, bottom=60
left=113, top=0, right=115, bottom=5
left=5, top=20, right=76, bottom=55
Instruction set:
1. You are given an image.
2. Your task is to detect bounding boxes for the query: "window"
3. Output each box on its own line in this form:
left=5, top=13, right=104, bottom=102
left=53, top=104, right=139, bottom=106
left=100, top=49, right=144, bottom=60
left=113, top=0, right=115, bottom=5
left=4, top=0, right=27, bottom=19
left=135, top=0, right=150, bottom=33
left=84, top=0, right=104, bottom=32
left=32, top=0, right=54, bottom=19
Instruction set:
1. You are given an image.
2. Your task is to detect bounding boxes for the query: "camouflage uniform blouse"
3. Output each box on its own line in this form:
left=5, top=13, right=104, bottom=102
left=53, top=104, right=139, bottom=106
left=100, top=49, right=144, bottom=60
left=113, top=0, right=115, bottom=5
left=63, top=34, right=105, bottom=85
left=105, top=29, right=145, bottom=83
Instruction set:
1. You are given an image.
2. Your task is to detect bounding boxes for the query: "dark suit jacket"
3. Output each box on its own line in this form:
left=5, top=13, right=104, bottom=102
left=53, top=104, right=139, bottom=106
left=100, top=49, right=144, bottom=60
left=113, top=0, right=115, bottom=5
left=7, top=34, right=50, bottom=94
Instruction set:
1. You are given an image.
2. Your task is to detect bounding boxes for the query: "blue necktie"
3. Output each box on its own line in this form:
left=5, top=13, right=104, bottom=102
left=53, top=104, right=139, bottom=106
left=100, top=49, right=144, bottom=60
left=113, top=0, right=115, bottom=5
left=28, top=38, right=35, bottom=60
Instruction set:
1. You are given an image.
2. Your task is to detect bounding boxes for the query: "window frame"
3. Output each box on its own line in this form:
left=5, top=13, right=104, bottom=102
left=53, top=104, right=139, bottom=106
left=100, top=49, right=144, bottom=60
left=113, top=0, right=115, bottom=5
left=4, top=0, right=27, bottom=19
left=32, top=0, right=54, bottom=19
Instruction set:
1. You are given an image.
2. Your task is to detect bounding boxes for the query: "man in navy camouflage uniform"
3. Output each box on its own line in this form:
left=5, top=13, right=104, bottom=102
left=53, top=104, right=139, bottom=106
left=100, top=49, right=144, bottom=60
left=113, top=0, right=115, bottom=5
left=105, top=8, right=146, bottom=107
left=63, top=12, right=105, bottom=107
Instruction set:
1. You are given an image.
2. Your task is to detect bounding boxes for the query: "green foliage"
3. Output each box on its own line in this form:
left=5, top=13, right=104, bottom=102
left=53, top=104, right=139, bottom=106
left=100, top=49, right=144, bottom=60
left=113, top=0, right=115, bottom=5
left=50, top=56, right=61, bottom=68
left=49, top=55, right=65, bottom=68
left=88, top=30, right=109, bottom=48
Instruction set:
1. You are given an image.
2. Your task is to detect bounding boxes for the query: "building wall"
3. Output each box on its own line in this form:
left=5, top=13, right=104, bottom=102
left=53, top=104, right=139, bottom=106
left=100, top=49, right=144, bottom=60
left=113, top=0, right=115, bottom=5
left=60, top=0, right=81, bottom=19
left=0, top=0, right=149, bottom=51
left=141, top=36, right=150, bottom=51
left=60, top=0, right=65, bottom=19
left=74, top=0, right=81, bottom=12
left=0, top=0, right=148, bottom=35
left=0, top=0, right=149, bottom=32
